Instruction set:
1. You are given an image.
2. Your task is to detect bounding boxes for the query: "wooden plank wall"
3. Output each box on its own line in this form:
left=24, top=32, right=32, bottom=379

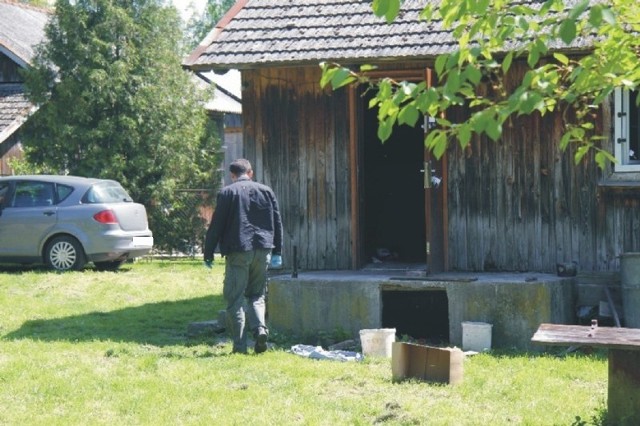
left=446, top=61, right=640, bottom=272
left=242, top=62, right=640, bottom=272
left=242, top=67, right=351, bottom=270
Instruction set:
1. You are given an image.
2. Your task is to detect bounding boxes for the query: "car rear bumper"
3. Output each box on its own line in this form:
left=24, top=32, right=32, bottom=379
left=84, top=233, right=153, bottom=262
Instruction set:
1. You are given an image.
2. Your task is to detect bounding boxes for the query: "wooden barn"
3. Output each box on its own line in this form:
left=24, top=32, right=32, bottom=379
left=185, top=0, right=640, bottom=277
left=0, top=1, right=49, bottom=176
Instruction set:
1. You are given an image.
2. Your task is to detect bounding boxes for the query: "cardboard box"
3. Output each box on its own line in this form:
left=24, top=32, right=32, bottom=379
left=391, top=342, right=463, bottom=385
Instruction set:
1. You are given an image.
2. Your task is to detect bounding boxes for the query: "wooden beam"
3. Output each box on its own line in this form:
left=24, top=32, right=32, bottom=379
left=348, top=85, right=359, bottom=269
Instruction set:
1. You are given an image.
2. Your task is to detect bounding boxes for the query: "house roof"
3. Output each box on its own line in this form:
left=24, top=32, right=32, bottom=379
left=184, top=0, right=597, bottom=72
left=0, top=83, right=36, bottom=143
left=0, top=0, right=50, bottom=67
left=0, top=1, right=49, bottom=145
left=196, top=69, right=242, bottom=115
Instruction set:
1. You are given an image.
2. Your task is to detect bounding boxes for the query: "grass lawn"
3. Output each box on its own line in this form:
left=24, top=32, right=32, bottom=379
left=0, top=259, right=608, bottom=425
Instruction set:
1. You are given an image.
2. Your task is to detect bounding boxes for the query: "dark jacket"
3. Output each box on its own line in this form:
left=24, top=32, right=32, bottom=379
left=204, top=176, right=283, bottom=260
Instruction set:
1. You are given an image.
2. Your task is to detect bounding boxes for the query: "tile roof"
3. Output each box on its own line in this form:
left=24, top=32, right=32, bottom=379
left=0, top=0, right=50, bottom=67
left=184, top=0, right=597, bottom=72
left=0, top=1, right=48, bottom=144
left=0, top=83, right=35, bottom=143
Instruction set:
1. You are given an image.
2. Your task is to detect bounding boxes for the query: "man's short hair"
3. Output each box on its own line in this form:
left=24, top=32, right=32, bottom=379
left=229, top=159, right=252, bottom=176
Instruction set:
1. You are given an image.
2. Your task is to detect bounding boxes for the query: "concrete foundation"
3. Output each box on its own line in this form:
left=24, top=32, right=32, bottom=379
left=267, top=271, right=575, bottom=351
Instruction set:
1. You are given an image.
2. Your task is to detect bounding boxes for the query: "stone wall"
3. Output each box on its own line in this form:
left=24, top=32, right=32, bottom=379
left=267, top=272, right=575, bottom=351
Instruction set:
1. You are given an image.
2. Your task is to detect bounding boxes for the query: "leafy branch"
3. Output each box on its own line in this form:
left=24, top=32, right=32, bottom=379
left=321, top=0, right=639, bottom=169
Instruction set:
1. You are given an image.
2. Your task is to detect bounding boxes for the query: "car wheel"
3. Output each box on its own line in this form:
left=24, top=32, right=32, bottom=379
left=94, top=260, right=124, bottom=272
left=46, top=236, right=86, bottom=271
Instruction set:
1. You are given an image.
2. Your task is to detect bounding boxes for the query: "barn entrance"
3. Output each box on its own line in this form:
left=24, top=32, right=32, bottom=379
left=381, top=289, right=449, bottom=344
left=361, top=90, right=426, bottom=265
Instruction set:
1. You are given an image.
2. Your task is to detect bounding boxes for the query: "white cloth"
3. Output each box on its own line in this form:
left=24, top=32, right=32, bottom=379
left=290, top=344, right=363, bottom=362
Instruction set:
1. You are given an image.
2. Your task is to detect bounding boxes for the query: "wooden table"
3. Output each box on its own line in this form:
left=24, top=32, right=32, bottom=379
left=532, top=323, right=640, bottom=425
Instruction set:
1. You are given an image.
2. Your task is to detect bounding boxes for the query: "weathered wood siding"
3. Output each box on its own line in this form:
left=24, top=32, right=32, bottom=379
left=596, top=189, right=640, bottom=270
left=242, top=62, right=640, bottom=272
left=446, top=62, right=640, bottom=272
left=242, top=67, right=352, bottom=270
left=447, top=112, right=602, bottom=272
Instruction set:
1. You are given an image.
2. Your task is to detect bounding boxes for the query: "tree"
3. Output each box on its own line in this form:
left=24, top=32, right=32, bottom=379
left=321, top=0, right=640, bottom=169
left=184, top=0, right=235, bottom=51
left=22, top=0, right=221, bottom=252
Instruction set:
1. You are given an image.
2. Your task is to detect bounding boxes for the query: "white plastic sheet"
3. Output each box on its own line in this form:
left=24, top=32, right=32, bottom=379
left=290, top=344, right=363, bottom=362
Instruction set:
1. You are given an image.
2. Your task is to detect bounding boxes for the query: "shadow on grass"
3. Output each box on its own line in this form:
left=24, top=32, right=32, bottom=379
left=0, top=262, right=140, bottom=274
left=0, top=263, right=55, bottom=274
left=2, top=295, right=225, bottom=347
left=487, top=347, right=609, bottom=362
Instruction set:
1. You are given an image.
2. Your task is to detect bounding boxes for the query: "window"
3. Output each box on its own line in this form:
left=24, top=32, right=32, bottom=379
left=614, top=88, right=640, bottom=172
left=12, top=181, right=55, bottom=207
left=83, top=181, right=132, bottom=204
left=0, top=182, right=8, bottom=206
left=56, top=184, right=74, bottom=203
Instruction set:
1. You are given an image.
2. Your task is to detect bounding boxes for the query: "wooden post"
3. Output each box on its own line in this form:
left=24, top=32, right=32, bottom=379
left=532, top=324, right=640, bottom=424
left=608, top=349, right=640, bottom=424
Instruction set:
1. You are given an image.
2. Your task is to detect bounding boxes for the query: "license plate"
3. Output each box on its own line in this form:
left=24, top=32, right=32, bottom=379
left=132, top=236, right=153, bottom=247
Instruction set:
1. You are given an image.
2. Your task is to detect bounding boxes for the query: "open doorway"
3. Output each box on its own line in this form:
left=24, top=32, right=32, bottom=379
left=382, top=289, right=449, bottom=344
left=362, top=90, right=426, bottom=265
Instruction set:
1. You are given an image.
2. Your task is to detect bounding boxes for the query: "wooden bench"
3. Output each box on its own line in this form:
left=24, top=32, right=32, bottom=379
left=531, top=323, right=640, bottom=425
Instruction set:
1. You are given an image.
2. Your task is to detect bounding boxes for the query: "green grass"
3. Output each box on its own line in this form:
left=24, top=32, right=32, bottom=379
left=0, top=260, right=609, bottom=425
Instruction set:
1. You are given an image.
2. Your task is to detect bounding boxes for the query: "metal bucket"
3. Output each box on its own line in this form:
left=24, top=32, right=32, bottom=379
left=621, top=252, right=640, bottom=328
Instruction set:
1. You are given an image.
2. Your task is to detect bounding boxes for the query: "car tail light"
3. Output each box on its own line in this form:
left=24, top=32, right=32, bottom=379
left=93, top=210, right=118, bottom=224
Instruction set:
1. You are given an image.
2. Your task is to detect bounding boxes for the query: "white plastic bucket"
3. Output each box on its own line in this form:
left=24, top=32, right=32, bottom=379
left=359, top=328, right=396, bottom=357
left=462, top=321, right=492, bottom=352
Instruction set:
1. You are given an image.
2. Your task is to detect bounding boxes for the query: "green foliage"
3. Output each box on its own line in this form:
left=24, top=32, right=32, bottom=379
left=184, top=0, right=235, bottom=51
left=22, top=0, right=222, bottom=251
left=149, top=190, right=210, bottom=255
left=322, top=0, right=640, bottom=168
left=6, top=157, right=52, bottom=175
left=372, top=0, right=401, bottom=24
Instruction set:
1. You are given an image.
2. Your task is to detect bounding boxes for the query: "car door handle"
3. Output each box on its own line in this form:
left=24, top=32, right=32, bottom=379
left=43, top=211, right=55, bottom=216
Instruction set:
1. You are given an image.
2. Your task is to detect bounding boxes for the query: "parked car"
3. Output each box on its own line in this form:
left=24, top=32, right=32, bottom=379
left=0, top=175, right=153, bottom=271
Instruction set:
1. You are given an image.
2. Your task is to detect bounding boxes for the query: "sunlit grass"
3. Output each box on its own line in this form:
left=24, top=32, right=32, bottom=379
left=0, top=260, right=608, bottom=425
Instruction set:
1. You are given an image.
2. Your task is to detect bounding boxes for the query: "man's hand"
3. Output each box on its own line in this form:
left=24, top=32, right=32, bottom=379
left=270, top=254, right=282, bottom=269
left=204, top=260, right=213, bottom=269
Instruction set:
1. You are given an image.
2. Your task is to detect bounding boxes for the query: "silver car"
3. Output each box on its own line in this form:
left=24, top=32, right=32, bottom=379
left=0, top=175, right=153, bottom=271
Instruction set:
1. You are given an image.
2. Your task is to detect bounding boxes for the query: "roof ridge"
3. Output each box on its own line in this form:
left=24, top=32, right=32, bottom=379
left=185, top=0, right=598, bottom=71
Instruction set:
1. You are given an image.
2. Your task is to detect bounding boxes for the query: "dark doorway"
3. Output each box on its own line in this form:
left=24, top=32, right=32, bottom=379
left=381, top=289, right=449, bottom=344
left=362, top=91, right=426, bottom=264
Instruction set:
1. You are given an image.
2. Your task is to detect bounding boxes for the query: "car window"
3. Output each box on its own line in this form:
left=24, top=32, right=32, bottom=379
left=12, top=181, right=55, bottom=208
left=83, top=181, right=133, bottom=204
left=0, top=182, right=9, bottom=206
left=56, top=184, right=74, bottom=203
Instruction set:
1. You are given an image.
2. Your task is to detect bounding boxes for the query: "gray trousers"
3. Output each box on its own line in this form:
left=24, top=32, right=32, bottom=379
left=223, top=248, right=270, bottom=352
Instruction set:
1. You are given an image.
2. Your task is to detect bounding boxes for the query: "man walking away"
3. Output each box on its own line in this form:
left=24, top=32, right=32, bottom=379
left=204, top=159, right=283, bottom=354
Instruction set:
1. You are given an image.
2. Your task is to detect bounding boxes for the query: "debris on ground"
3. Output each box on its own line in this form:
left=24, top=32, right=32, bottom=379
left=290, top=344, right=363, bottom=362
left=328, top=339, right=358, bottom=351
